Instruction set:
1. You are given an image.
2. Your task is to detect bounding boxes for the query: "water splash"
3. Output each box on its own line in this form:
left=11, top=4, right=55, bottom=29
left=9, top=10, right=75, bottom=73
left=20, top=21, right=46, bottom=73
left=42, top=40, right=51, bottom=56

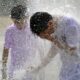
left=28, top=0, right=79, bottom=20
left=1, top=0, right=80, bottom=80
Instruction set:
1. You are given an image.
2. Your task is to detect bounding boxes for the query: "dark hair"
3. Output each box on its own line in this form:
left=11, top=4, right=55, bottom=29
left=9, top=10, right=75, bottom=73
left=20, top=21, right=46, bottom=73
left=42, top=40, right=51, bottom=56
left=11, top=5, right=27, bottom=20
left=30, top=12, right=53, bottom=35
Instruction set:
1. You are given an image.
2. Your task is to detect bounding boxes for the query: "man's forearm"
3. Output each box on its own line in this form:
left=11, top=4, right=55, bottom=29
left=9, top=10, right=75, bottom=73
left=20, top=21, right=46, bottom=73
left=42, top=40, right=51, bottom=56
left=40, top=54, right=53, bottom=69
left=2, top=47, right=9, bottom=66
left=38, top=46, right=57, bottom=70
left=2, top=47, right=9, bottom=79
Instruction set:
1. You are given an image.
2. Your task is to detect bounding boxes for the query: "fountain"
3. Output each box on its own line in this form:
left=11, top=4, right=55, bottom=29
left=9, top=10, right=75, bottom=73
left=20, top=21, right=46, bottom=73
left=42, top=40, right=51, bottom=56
left=27, top=0, right=80, bottom=21
left=26, top=0, right=80, bottom=80
left=1, top=0, right=80, bottom=80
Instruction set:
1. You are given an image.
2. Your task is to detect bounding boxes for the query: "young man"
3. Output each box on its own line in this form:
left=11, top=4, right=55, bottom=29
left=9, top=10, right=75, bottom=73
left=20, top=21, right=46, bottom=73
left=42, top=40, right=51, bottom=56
left=30, top=12, right=80, bottom=80
left=2, top=5, right=42, bottom=80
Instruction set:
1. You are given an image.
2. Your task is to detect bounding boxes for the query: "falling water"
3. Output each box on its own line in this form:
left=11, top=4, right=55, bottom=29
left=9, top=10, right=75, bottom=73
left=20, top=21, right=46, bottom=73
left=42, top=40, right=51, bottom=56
left=28, top=0, right=80, bottom=21
left=26, top=0, right=80, bottom=80
left=0, top=0, right=80, bottom=80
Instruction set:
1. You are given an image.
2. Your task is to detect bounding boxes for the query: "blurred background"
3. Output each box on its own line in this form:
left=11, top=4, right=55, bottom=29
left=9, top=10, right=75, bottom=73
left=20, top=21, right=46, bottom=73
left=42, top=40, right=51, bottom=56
left=0, top=0, right=80, bottom=80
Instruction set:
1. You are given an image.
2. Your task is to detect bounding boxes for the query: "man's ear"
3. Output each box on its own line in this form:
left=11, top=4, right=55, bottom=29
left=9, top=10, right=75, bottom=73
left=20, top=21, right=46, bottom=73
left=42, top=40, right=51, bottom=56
left=47, top=20, right=53, bottom=26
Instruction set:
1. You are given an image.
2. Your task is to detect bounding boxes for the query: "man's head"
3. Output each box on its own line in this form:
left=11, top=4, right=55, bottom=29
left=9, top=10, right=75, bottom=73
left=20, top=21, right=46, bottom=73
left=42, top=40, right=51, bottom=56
left=11, top=5, right=28, bottom=29
left=30, top=12, right=56, bottom=40
left=11, top=5, right=27, bottom=20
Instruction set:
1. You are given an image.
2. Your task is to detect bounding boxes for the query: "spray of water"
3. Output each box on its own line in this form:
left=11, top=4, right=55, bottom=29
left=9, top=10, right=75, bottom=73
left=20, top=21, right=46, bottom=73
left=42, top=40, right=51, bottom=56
left=1, top=0, right=80, bottom=80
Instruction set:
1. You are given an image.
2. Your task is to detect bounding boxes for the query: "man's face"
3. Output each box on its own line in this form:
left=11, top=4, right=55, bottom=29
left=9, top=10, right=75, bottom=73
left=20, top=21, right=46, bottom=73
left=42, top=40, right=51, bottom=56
left=44, top=19, right=57, bottom=35
left=12, top=17, right=27, bottom=30
left=39, top=19, right=57, bottom=40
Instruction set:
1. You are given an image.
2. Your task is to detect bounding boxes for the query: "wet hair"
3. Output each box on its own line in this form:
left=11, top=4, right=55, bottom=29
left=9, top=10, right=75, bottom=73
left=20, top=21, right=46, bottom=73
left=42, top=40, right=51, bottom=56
left=11, top=5, right=27, bottom=20
left=30, top=12, right=53, bottom=35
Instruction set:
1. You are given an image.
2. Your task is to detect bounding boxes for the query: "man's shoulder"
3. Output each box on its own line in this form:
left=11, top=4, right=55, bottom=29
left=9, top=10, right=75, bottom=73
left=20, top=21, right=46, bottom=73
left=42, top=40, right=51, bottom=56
left=6, top=24, right=15, bottom=31
left=62, top=16, right=77, bottom=23
left=5, top=24, right=16, bottom=33
left=60, top=16, right=79, bottom=26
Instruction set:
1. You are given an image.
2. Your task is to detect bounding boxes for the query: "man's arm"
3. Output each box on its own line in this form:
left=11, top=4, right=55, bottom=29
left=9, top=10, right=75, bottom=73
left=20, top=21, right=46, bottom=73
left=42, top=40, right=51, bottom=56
left=33, top=44, right=58, bottom=72
left=52, top=37, right=77, bottom=55
left=2, top=47, right=9, bottom=64
left=52, top=20, right=79, bottom=55
left=36, top=34, right=77, bottom=72
left=2, top=47, right=9, bottom=79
